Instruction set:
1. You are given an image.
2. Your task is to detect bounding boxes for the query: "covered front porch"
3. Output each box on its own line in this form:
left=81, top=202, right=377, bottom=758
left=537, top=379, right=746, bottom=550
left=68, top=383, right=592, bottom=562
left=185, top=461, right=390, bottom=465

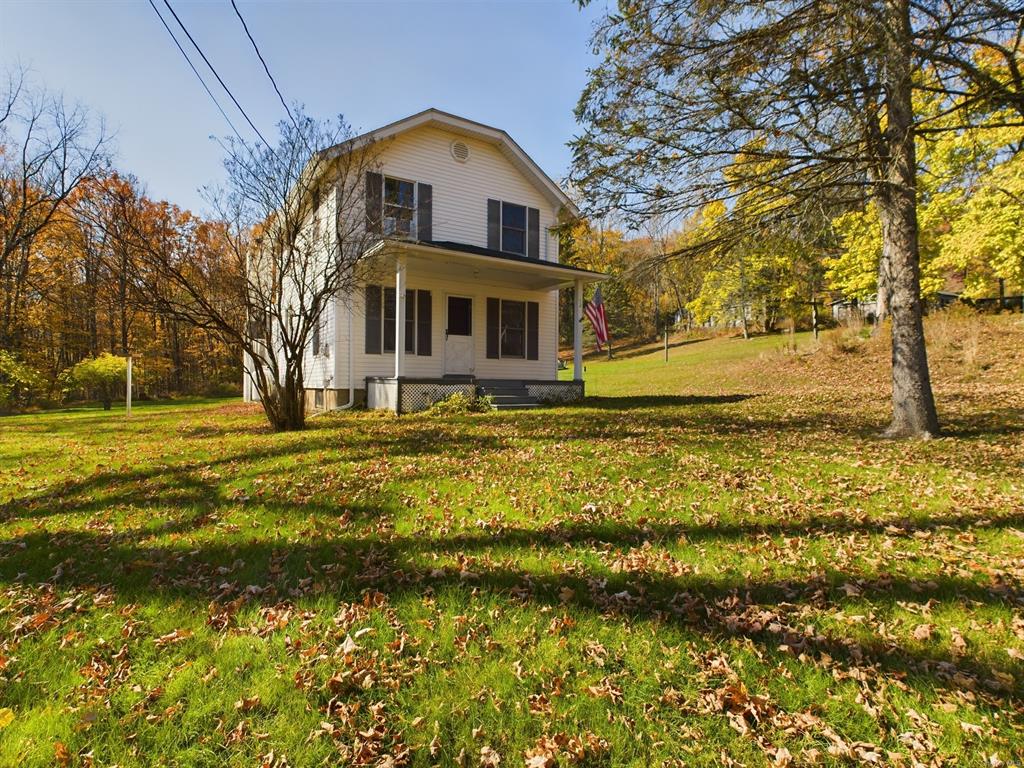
left=366, top=376, right=584, bottom=413
left=361, top=238, right=605, bottom=413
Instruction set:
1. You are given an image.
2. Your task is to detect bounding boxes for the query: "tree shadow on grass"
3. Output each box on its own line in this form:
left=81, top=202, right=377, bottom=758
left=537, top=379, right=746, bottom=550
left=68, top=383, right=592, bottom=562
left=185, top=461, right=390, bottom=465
left=0, top=423, right=509, bottom=522
left=2, top=507, right=1022, bottom=703
left=5, top=394, right=1020, bottom=525
left=936, top=406, right=1024, bottom=440
left=568, top=394, right=757, bottom=410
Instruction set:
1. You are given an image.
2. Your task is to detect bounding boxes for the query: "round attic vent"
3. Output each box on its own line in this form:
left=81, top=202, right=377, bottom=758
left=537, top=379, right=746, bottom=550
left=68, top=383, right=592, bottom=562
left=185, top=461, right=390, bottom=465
left=450, top=140, right=470, bottom=163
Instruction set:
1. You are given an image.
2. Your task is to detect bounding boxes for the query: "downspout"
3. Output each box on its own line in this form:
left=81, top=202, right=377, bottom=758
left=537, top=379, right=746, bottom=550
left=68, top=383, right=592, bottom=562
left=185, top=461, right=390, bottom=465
left=333, top=297, right=356, bottom=410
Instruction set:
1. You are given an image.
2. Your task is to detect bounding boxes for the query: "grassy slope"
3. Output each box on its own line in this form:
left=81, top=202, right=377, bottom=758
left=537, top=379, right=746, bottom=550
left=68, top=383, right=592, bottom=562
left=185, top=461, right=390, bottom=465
left=1, top=315, right=1022, bottom=767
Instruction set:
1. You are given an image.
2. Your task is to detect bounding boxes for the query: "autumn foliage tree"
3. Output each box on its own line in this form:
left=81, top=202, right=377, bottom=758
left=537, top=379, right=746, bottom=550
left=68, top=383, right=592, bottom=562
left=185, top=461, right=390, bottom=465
left=572, top=0, right=1024, bottom=437
left=1, top=71, right=240, bottom=406
left=117, top=110, right=381, bottom=431
left=1, top=69, right=108, bottom=352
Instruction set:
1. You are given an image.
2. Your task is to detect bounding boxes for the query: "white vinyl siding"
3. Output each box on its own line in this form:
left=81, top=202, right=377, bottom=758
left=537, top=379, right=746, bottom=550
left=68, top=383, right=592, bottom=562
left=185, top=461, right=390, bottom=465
left=293, top=120, right=570, bottom=392
left=300, top=299, right=335, bottom=389
left=372, top=126, right=560, bottom=262
left=334, top=274, right=558, bottom=387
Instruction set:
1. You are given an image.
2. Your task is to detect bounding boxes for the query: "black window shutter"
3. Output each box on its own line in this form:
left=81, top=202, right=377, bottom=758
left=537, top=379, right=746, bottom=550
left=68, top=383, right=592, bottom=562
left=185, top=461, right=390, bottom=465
left=405, top=290, right=416, bottom=353
left=416, top=183, right=432, bottom=241
left=487, top=199, right=500, bottom=250
left=382, top=287, right=396, bottom=353
left=486, top=297, right=500, bottom=359
left=417, top=290, right=432, bottom=356
left=312, top=312, right=321, bottom=354
left=527, top=208, right=540, bottom=259
left=366, top=172, right=382, bottom=234
left=364, top=285, right=381, bottom=354
left=527, top=301, right=539, bottom=360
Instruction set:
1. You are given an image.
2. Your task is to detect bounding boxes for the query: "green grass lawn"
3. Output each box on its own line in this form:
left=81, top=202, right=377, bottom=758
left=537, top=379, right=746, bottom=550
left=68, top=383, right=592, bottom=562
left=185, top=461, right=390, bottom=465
left=2, top=315, right=1023, bottom=767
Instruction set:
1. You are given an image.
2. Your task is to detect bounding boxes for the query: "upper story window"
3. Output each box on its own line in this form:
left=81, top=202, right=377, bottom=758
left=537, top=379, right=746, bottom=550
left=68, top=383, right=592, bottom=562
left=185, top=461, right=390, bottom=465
left=367, top=172, right=432, bottom=241
left=488, top=199, right=540, bottom=258
left=383, top=177, right=415, bottom=237
left=500, top=203, right=526, bottom=255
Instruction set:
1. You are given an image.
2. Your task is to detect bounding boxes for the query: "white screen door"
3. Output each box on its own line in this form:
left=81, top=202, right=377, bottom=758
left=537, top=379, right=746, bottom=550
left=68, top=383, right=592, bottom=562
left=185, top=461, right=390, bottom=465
left=444, top=296, right=474, bottom=375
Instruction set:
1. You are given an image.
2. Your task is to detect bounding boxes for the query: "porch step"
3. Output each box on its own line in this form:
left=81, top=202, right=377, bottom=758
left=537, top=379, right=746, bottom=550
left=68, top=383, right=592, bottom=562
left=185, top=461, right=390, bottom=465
left=476, top=381, right=540, bottom=410
left=482, top=395, right=540, bottom=409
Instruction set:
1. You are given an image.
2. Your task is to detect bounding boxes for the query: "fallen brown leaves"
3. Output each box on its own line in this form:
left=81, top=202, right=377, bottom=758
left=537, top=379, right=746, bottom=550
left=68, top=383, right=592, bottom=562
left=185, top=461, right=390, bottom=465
left=1, top=314, right=1022, bottom=765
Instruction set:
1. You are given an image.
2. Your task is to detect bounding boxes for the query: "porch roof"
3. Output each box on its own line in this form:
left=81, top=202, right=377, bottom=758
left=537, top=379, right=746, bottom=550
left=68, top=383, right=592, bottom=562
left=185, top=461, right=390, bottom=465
left=365, top=238, right=609, bottom=291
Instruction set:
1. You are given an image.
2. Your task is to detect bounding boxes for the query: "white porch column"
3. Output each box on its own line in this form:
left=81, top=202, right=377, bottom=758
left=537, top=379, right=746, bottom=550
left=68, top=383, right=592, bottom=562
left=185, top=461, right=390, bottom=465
left=573, top=278, right=583, bottom=381
left=394, top=255, right=406, bottom=378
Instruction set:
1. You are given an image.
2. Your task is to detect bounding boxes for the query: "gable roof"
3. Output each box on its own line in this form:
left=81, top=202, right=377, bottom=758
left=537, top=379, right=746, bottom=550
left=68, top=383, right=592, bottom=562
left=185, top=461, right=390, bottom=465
left=326, top=108, right=581, bottom=218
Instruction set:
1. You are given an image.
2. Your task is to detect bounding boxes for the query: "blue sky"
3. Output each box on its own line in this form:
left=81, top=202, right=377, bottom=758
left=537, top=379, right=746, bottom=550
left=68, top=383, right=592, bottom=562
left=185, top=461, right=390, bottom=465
left=1, top=0, right=607, bottom=213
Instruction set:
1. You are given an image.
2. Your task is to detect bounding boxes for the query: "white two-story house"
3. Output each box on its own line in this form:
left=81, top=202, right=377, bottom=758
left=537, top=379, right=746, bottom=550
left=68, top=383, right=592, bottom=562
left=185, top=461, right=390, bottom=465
left=243, top=108, right=606, bottom=413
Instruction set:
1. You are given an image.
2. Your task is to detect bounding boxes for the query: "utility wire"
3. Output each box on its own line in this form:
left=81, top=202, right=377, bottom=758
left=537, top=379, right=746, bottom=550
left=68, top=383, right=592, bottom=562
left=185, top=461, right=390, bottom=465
left=161, top=0, right=273, bottom=150
left=229, top=0, right=301, bottom=135
left=147, top=0, right=246, bottom=145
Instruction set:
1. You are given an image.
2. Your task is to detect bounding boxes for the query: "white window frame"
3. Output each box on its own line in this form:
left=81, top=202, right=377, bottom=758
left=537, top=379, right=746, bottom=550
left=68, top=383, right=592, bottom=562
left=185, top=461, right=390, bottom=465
left=498, top=298, right=527, bottom=359
left=368, top=285, right=422, bottom=355
left=382, top=176, right=416, bottom=239
left=499, top=201, right=527, bottom=256
left=311, top=308, right=329, bottom=358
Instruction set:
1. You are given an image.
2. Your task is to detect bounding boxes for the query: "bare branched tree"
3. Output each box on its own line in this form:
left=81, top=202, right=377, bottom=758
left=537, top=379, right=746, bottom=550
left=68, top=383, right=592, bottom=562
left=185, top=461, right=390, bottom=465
left=572, top=0, right=1024, bottom=438
left=0, top=68, right=109, bottom=348
left=117, top=110, right=380, bottom=431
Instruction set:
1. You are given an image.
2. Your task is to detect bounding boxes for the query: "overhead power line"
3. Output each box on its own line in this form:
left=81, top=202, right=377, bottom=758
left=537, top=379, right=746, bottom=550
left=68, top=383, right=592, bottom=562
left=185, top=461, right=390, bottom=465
left=229, top=0, right=301, bottom=135
left=161, top=0, right=273, bottom=150
left=147, top=0, right=246, bottom=145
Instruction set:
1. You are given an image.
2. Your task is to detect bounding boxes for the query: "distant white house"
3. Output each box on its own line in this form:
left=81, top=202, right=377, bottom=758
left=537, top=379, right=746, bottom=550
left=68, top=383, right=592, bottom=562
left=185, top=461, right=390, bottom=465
left=243, top=109, right=607, bottom=413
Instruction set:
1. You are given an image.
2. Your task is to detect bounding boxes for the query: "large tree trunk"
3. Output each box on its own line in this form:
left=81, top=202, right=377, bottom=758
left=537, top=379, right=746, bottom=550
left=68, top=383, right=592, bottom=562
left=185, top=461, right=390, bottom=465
left=875, top=250, right=891, bottom=327
left=877, top=0, right=940, bottom=438
left=259, top=368, right=306, bottom=432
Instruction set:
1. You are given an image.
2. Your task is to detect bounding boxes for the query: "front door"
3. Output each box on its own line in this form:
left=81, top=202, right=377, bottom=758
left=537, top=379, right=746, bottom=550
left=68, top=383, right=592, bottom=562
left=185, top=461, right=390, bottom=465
left=445, top=296, right=474, bottom=375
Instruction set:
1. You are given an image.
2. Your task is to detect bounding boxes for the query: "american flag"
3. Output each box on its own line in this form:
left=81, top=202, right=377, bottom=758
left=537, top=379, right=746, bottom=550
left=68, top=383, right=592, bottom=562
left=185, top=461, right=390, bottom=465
left=583, top=286, right=610, bottom=351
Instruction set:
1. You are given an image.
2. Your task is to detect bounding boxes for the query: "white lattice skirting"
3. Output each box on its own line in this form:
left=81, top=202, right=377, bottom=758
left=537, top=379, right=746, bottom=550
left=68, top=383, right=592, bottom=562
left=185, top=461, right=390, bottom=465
left=366, top=377, right=584, bottom=413
left=524, top=381, right=584, bottom=404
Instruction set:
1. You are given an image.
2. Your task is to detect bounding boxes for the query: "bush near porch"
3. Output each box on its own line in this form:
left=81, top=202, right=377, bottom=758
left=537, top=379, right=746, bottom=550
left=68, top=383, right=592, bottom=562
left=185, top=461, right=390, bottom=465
left=0, top=312, right=1021, bottom=767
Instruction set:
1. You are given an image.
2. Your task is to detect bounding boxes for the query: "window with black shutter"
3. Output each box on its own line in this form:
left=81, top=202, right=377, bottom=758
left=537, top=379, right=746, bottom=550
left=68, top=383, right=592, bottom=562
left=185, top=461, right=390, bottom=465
left=486, top=298, right=540, bottom=360
left=383, top=178, right=415, bottom=237
left=368, top=175, right=427, bottom=239
left=501, top=204, right=526, bottom=256
left=364, top=286, right=432, bottom=356
left=500, top=300, right=526, bottom=358
left=488, top=200, right=541, bottom=257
